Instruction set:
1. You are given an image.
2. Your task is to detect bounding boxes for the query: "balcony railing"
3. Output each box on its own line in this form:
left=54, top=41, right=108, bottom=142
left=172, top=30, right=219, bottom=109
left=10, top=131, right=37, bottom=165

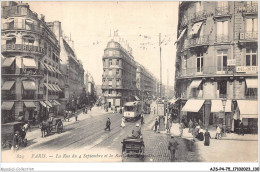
left=2, top=94, right=16, bottom=100
left=2, top=23, right=42, bottom=33
left=245, top=4, right=258, bottom=13
left=239, top=32, right=258, bottom=41
left=245, top=95, right=258, bottom=100
left=215, top=34, right=229, bottom=43
left=176, top=66, right=240, bottom=78
left=191, top=10, right=208, bottom=22
left=189, top=35, right=210, bottom=48
left=22, top=94, right=35, bottom=100
left=215, top=6, right=230, bottom=16
left=2, top=68, right=44, bottom=76
left=2, top=44, right=46, bottom=55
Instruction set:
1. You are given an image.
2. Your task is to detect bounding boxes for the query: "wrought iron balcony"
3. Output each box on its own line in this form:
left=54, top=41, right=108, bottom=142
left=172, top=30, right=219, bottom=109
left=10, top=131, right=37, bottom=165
left=245, top=4, right=258, bottom=13
left=2, top=22, right=42, bottom=33
left=191, top=10, right=208, bottom=22
left=215, top=34, right=229, bottom=43
left=189, top=35, right=210, bottom=48
left=215, top=6, right=230, bottom=16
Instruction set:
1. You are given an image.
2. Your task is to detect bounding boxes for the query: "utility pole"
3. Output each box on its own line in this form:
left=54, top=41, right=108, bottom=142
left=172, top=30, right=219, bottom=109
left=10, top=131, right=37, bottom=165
left=159, top=33, right=162, bottom=98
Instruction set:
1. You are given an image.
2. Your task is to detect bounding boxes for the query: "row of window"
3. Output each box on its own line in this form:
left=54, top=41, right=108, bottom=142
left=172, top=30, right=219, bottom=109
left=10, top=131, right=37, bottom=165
left=181, top=48, right=257, bottom=73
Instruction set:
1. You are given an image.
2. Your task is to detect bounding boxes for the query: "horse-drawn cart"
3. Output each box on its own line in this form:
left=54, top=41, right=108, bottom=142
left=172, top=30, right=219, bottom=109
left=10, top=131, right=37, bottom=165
left=121, top=138, right=145, bottom=161
left=1, top=122, right=27, bottom=149
left=40, top=117, right=63, bottom=137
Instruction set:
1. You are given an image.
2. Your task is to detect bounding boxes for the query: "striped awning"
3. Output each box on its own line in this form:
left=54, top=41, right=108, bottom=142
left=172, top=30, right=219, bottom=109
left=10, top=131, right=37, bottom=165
left=2, top=81, right=15, bottom=90
left=2, top=57, right=15, bottom=67
left=2, top=101, right=14, bottom=110
left=44, top=83, right=54, bottom=91
left=44, top=101, right=53, bottom=108
left=39, top=101, right=48, bottom=108
left=49, top=84, right=58, bottom=92
left=56, top=85, right=62, bottom=92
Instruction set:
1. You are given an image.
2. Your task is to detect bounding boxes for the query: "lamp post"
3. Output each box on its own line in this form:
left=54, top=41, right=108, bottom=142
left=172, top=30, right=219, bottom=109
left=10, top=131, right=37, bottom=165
left=222, top=98, right=227, bottom=136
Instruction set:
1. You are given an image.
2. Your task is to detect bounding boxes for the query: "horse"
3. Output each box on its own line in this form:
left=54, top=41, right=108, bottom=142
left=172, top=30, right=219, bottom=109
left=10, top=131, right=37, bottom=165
left=39, top=121, right=50, bottom=137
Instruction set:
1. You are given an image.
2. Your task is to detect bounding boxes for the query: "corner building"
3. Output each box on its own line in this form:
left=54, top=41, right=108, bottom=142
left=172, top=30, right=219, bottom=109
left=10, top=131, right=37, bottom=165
left=102, top=40, right=138, bottom=108
left=175, top=1, right=258, bottom=133
left=1, top=2, right=62, bottom=123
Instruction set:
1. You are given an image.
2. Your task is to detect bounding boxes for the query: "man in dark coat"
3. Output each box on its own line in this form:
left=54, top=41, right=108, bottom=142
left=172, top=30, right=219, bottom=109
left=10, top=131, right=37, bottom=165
left=104, top=118, right=111, bottom=131
left=168, top=135, right=179, bottom=161
left=154, top=118, right=159, bottom=132
left=204, top=129, right=211, bottom=146
left=12, top=131, right=20, bottom=152
left=239, top=121, right=244, bottom=136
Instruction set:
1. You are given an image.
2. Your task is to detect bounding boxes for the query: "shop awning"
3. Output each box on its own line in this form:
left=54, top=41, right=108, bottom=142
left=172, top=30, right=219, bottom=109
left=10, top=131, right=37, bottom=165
left=182, top=99, right=205, bottom=112
left=2, top=101, right=14, bottom=110
left=44, top=64, right=53, bottom=72
left=48, top=65, right=57, bottom=73
left=134, top=96, right=140, bottom=101
left=189, top=22, right=203, bottom=36
left=44, top=101, right=53, bottom=108
left=5, top=18, right=14, bottom=23
left=39, top=101, right=48, bottom=108
left=25, top=19, right=34, bottom=24
left=237, top=100, right=258, bottom=117
left=24, top=101, right=36, bottom=108
left=49, top=84, right=58, bottom=92
left=44, top=83, right=54, bottom=91
left=175, top=28, right=187, bottom=44
left=169, top=97, right=180, bottom=104
left=53, top=100, right=61, bottom=106
left=190, top=80, right=202, bottom=88
left=2, top=57, right=15, bottom=67
left=23, top=58, right=37, bottom=68
left=22, top=81, right=37, bottom=90
left=211, top=100, right=232, bottom=113
left=56, top=85, right=62, bottom=92
left=52, top=85, right=61, bottom=92
left=245, top=78, right=258, bottom=88
left=2, top=81, right=15, bottom=91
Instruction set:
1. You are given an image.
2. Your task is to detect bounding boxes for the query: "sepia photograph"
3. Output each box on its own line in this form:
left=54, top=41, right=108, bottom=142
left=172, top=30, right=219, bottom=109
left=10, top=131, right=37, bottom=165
left=0, top=0, right=259, bottom=170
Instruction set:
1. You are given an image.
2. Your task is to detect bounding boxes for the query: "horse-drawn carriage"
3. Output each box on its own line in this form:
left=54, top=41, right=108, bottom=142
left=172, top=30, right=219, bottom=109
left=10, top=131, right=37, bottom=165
left=1, top=122, right=27, bottom=149
left=121, top=138, right=145, bottom=161
left=40, top=117, right=63, bottom=137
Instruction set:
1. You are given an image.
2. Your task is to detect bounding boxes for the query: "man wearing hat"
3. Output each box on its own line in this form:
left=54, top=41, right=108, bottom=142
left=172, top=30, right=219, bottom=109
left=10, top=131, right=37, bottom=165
left=168, top=135, right=179, bottom=161
left=132, top=123, right=142, bottom=138
left=12, top=131, right=20, bottom=152
left=104, top=118, right=111, bottom=131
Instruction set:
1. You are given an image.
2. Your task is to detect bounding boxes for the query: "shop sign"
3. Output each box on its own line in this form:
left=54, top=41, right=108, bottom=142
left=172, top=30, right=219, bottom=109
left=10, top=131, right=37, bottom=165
left=236, top=66, right=258, bottom=73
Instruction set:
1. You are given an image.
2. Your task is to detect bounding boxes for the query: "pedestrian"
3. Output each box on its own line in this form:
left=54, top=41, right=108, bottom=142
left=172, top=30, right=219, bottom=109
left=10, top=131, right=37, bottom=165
left=154, top=118, right=159, bottom=132
left=168, top=135, right=179, bottom=161
left=12, top=131, right=20, bottom=152
left=239, top=121, right=244, bottom=136
left=23, top=121, right=31, bottom=132
left=85, top=106, right=88, bottom=114
left=140, top=113, right=144, bottom=125
left=75, top=111, right=78, bottom=121
left=179, top=122, right=184, bottom=137
left=215, top=125, right=221, bottom=139
left=154, top=107, right=156, bottom=114
left=104, top=118, right=111, bottom=131
left=121, top=117, right=126, bottom=128
left=204, top=129, right=211, bottom=146
left=90, top=106, right=92, bottom=111
left=188, top=119, right=193, bottom=133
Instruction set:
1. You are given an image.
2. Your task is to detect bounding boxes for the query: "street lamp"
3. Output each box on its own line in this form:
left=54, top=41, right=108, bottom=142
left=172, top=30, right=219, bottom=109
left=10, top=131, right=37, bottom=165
left=222, top=98, right=227, bottom=136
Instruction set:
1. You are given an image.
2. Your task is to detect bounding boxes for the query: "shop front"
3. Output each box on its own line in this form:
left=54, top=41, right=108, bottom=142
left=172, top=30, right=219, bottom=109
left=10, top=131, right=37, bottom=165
left=237, top=100, right=258, bottom=134
left=1, top=101, right=15, bottom=123
left=23, top=101, right=36, bottom=123
left=181, top=99, right=205, bottom=126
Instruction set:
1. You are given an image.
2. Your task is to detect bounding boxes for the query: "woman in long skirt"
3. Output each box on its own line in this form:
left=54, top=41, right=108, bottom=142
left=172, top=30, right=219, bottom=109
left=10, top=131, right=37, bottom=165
left=204, top=129, right=211, bottom=146
left=121, top=117, right=126, bottom=128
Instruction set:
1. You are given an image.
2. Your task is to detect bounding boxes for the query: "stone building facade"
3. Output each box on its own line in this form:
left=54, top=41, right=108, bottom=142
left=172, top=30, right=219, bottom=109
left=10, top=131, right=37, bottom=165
left=1, top=2, right=62, bottom=123
left=175, top=1, right=258, bottom=133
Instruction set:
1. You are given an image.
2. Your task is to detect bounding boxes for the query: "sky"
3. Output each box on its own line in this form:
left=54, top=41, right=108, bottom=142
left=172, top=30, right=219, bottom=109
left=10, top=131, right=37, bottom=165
left=27, top=1, right=179, bottom=86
